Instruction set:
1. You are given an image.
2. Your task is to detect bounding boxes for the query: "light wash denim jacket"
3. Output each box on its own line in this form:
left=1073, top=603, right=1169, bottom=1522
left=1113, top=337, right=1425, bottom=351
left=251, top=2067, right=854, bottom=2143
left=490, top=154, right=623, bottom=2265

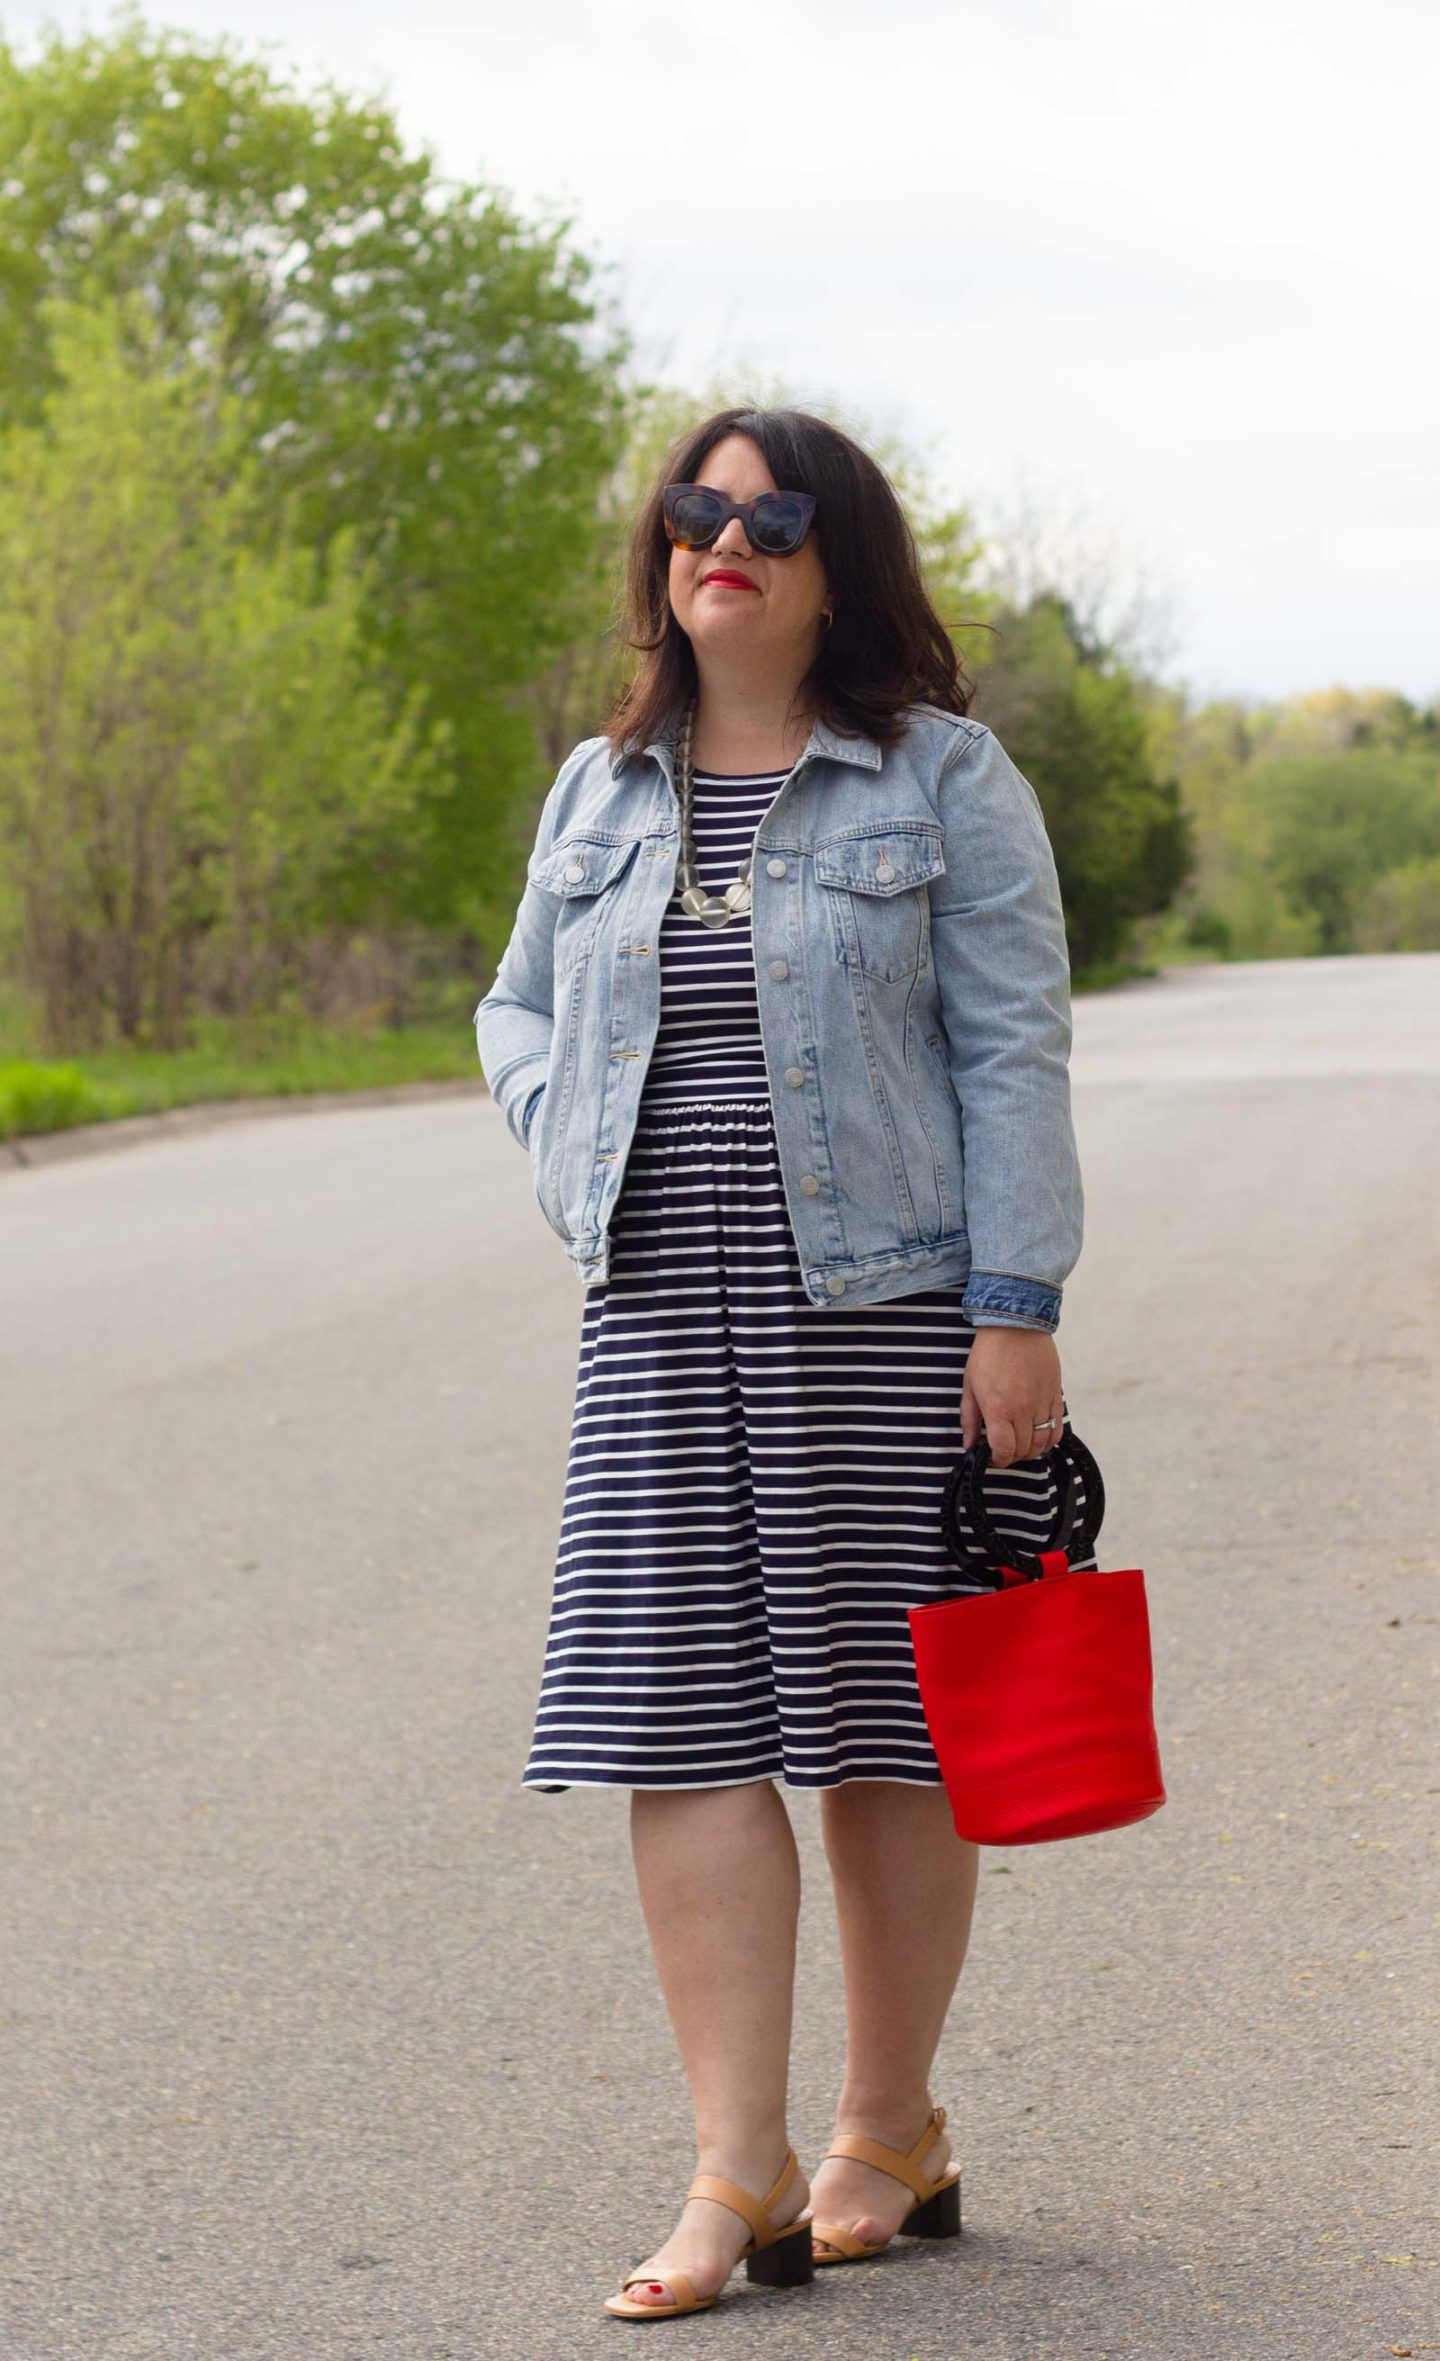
left=473, top=700, right=1083, bottom=1331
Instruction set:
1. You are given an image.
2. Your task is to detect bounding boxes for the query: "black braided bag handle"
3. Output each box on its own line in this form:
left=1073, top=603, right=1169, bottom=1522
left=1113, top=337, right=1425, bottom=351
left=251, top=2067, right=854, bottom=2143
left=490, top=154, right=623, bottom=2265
left=941, top=1425, right=1107, bottom=1590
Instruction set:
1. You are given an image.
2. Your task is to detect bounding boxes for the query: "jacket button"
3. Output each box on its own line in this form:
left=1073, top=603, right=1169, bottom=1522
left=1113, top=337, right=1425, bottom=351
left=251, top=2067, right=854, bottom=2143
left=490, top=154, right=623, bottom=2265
left=825, top=1275, right=847, bottom=1297
left=766, top=857, right=788, bottom=879
left=565, top=861, right=586, bottom=882
left=798, top=1174, right=821, bottom=1196
left=875, top=859, right=895, bottom=884
left=768, top=959, right=789, bottom=981
left=784, top=1067, right=805, bottom=1088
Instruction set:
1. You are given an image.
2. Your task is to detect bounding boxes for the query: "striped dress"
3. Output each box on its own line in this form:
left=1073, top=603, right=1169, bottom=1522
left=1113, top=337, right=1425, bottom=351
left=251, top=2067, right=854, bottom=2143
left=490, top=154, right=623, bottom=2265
left=523, top=765, right=1095, bottom=1793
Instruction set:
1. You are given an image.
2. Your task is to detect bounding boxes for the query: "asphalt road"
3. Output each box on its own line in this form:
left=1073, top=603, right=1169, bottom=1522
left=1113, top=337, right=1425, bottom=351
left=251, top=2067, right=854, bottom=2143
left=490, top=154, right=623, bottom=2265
left=2, top=952, right=1437, bottom=2361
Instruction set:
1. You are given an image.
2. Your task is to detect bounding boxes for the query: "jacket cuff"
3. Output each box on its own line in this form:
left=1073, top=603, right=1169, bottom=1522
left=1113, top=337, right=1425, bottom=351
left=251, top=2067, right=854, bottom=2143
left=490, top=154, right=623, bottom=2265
left=963, top=1270, right=1061, bottom=1332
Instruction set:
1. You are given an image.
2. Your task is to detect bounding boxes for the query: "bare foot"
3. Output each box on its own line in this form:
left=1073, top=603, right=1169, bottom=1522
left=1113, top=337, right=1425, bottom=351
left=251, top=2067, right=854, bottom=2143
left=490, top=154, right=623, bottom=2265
left=608, top=2154, right=811, bottom=2311
left=808, top=2109, right=956, bottom=2259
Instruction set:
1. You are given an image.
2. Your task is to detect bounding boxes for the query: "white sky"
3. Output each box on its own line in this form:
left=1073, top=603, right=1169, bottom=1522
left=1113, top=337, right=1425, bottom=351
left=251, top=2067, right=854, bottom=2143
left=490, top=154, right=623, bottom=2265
left=10, top=0, right=1439, bottom=706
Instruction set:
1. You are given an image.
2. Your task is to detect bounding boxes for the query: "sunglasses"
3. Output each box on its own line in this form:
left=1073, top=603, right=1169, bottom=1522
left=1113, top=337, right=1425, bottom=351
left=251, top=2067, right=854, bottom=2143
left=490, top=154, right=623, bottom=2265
left=662, top=483, right=818, bottom=557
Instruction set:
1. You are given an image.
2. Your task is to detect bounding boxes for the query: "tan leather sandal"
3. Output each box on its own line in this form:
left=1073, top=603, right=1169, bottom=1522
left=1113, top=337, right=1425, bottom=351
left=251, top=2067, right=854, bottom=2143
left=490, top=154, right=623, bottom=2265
left=603, top=2147, right=815, bottom=2319
left=810, top=2103, right=963, bottom=2264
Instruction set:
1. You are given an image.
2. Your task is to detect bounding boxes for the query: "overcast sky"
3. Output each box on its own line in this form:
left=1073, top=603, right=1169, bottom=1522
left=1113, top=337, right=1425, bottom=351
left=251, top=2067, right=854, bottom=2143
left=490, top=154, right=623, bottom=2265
left=9, top=0, right=1437, bottom=705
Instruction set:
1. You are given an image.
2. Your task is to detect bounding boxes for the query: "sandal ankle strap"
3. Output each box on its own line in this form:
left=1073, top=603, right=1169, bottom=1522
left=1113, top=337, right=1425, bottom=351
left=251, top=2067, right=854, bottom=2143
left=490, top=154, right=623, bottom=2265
left=686, top=2146, right=801, bottom=2250
left=823, top=2107, right=948, bottom=2203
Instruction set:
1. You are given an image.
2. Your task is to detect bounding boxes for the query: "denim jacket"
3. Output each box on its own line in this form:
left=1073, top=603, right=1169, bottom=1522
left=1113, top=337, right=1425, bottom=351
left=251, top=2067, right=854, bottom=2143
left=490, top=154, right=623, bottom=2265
left=472, top=701, right=1083, bottom=1331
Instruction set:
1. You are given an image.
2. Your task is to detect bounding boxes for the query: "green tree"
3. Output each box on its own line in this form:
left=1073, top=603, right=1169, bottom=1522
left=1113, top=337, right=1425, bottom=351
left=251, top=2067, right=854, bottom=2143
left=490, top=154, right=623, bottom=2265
left=1236, top=749, right=1440, bottom=954
left=1247, top=686, right=1428, bottom=759
left=960, top=594, right=1192, bottom=971
left=1354, top=854, right=1440, bottom=952
left=1145, top=704, right=1440, bottom=964
left=0, top=295, right=445, bottom=1051
left=0, top=8, right=632, bottom=949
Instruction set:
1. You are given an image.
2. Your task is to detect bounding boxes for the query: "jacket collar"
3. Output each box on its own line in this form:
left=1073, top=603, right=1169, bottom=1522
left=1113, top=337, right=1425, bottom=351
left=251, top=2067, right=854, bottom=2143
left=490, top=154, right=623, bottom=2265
left=610, top=699, right=884, bottom=777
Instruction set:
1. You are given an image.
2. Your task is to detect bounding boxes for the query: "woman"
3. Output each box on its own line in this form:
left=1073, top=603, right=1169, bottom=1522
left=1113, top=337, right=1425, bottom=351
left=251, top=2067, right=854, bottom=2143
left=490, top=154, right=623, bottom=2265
left=474, top=406, right=1094, bottom=2321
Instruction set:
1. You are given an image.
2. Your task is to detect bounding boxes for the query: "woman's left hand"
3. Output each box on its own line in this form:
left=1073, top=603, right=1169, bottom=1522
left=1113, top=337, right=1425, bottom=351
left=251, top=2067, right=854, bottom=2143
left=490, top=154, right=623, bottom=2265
left=960, top=1327, right=1065, bottom=1468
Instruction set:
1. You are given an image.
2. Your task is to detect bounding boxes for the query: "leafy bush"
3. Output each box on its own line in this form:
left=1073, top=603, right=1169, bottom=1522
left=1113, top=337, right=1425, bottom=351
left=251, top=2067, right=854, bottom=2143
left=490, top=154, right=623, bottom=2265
left=0, top=1060, right=120, bottom=1138
left=1353, top=855, right=1440, bottom=952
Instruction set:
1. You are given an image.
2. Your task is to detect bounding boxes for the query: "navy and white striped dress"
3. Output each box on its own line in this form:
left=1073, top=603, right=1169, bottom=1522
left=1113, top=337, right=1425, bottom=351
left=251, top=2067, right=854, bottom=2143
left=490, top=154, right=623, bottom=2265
left=524, top=766, right=1095, bottom=1793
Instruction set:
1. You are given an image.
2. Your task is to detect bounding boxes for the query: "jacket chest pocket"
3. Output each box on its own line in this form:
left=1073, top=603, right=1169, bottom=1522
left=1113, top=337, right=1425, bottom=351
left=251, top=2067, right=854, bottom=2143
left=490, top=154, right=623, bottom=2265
left=536, top=833, right=643, bottom=981
left=814, top=824, right=946, bottom=983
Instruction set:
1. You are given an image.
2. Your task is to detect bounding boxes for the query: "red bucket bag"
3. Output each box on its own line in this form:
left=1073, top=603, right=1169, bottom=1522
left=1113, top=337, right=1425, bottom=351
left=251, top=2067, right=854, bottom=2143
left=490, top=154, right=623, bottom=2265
left=908, top=1428, right=1165, bottom=1845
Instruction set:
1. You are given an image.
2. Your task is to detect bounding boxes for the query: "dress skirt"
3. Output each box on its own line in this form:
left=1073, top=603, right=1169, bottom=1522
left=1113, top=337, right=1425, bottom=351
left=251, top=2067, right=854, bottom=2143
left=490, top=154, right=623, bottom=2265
left=522, top=765, right=1096, bottom=1795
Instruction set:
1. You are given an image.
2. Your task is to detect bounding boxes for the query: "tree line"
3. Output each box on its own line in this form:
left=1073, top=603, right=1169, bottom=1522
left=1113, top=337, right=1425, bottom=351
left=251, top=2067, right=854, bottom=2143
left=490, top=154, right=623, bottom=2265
left=0, top=14, right=1434, bottom=1058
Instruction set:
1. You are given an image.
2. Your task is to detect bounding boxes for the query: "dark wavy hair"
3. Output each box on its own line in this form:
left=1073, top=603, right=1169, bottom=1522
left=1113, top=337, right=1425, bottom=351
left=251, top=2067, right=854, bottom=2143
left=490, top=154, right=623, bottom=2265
left=603, top=406, right=975, bottom=759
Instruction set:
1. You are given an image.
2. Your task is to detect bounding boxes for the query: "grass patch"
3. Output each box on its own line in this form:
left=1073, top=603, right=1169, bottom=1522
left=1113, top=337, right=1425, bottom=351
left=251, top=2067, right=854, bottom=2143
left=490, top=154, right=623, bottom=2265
left=0, top=1061, right=129, bottom=1139
left=0, top=1019, right=481, bottom=1140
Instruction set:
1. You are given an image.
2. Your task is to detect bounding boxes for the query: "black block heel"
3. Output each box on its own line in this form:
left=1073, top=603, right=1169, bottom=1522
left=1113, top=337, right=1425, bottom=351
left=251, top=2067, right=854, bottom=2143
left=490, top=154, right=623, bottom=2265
left=745, top=2221, right=815, bottom=2286
left=903, top=2174, right=962, bottom=2240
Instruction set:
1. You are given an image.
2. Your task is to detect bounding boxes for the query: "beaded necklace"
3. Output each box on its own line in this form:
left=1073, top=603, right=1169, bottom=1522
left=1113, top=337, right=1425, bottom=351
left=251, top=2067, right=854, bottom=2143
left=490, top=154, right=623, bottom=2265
left=671, top=699, right=756, bottom=929
left=672, top=698, right=815, bottom=930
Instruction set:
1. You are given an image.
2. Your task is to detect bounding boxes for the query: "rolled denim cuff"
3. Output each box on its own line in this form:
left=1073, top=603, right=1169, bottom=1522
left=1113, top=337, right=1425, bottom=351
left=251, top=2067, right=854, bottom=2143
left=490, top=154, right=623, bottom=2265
left=963, top=1269, right=1061, bottom=1332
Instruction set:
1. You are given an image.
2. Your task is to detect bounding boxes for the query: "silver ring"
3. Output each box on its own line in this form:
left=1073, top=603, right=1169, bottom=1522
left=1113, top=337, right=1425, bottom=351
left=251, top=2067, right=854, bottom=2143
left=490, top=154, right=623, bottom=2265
left=1031, top=1417, right=1057, bottom=1428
